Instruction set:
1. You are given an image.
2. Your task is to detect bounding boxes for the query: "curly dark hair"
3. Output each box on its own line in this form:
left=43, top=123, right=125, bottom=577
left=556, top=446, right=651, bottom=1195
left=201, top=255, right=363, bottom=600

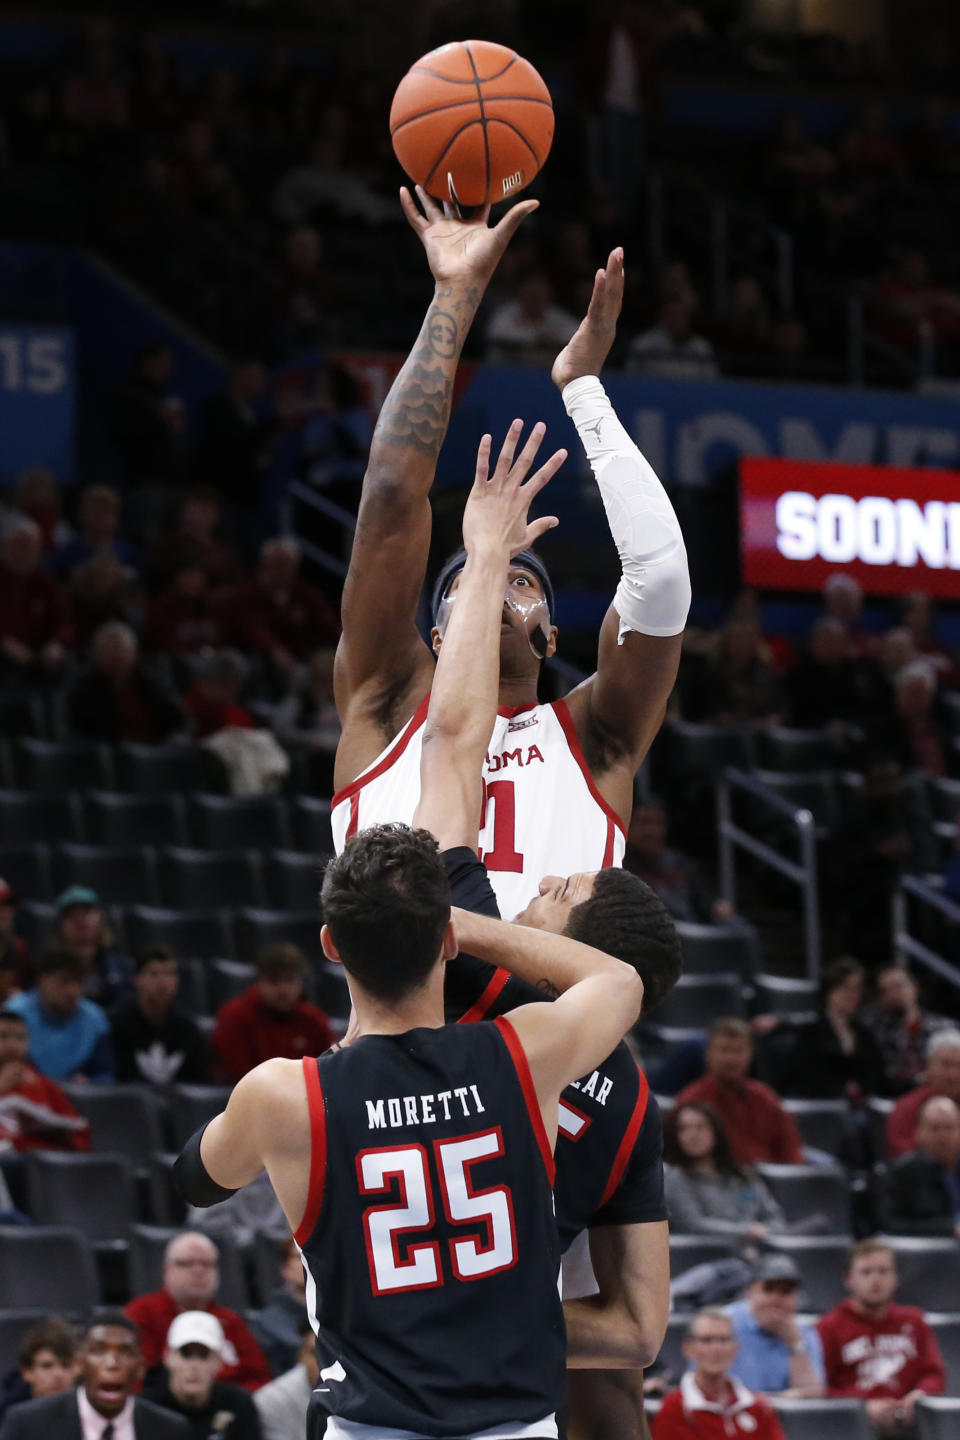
left=664, top=1102, right=747, bottom=1180
left=321, top=823, right=450, bottom=1003
left=563, top=869, right=682, bottom=1014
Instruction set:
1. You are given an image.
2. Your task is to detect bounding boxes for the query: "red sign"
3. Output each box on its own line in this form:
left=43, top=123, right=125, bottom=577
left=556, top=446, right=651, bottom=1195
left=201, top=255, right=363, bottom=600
left=740, top=456, right=960, bottom=597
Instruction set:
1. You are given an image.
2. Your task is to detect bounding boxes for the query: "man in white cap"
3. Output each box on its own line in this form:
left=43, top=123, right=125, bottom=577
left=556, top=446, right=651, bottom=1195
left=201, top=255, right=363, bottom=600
left=143, top=1313, right=260, bottom=1440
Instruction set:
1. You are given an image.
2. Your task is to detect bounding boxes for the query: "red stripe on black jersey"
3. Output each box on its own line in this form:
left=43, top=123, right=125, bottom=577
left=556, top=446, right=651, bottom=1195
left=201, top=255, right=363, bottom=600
left=493, top=1015, right=555, bottom=1184
left=295, top=1055, right=328, bottom=1246
left=598, top=1064, right=650, bottom=1210
left=458, top=967, right=511, bottom=1024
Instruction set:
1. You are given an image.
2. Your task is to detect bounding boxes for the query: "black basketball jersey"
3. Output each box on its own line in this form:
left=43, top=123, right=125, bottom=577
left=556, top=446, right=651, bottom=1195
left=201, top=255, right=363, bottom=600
left=443, top=847, right=666, bottom=1252
left=294, top=1022, right=565, bottom=1440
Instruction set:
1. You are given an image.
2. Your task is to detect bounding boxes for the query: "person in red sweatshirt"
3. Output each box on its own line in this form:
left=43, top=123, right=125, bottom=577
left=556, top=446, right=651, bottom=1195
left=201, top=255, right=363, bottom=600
left=0, top=1007, right=90, bottom=1152
left=0, top=517, right=69, bottom=678
left=673, top=1019, right=805, bottom=1168
left=125, top=1228, right=270, bottom=1390
left=817, top=1239, right=944, bottom=1433
left=212, top=942, right=335, bottom=1083
left=654, top=1307, right=787, bottom=1440
left=887, top=1030, right=960, bottom=1159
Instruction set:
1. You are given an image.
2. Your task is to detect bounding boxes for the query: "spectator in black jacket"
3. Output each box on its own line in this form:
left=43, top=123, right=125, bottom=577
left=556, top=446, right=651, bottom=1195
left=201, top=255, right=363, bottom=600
left=110, top=946, right=208, bottom=1087
left=67, top=622, right=183, bottom=744
left=195, top=361, right=274, bottom=515
left=786, top=616, right=883, bottom=729
left=776, top=958, right=886, bottom=1101
left=879, top=1095, right=960, bottom=1237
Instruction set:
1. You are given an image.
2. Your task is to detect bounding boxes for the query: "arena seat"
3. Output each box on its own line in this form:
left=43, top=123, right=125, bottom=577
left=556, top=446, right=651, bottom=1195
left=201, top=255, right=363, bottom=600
left=208, top=958, right=256, bottom=1010
left=668, top=1235, right=737, bottom=1275
left=85, top=791, right=188, bottom=847
left=189, top=795, right=291, bottom=851
left=0, top=1310, right=58, bottom=1380
left=648, top=973, right=745, bottom=1029
left=0, top=1227, right=98, bottom=1310
left=310, top=958, right=351, bottom=1021
left=916, top=1398, right=960, bottom=1440
left=926, top=1315, right=960, bottom=1394
left=752, top=771, right=839, bottom=836
left=756, top=726, right=853, bottom=772
left=235, top=908, right=323, bottom=965
left=12, top=738, right=115, bottom=792
left=127, top=1223, right=249, bottom=1312
left=653, top=1312, right=688, bottom=1385
left=14, top=900, right=57, bottom=952
left=754, top=1163, right=852, bottom=1234
left=251, top=1234, right=286, bottom=1308
left=763, top=1236, right=850, bottom=1312
left=0, top=844, right=52, bottom=902
left=673, top=921, right=758, bottom=979
left=0, top=691, right=44, bottom=739
left=928, top=776, right=960, bottom=823
left=53, top=843, right=159, bottom=906
left=166, top=1084, right=232, bottom=1150
left=770, top=1398, right=874, bottom=1440
left=866, top=1096, right=894, bottom=1162
left=782, top=1099, right=856, bottom=1160
left=290, top=796, right=334, bottom=856
left=116, top=743, right=223, bottom=794
left=264, top=849, right=325, bottom=909
left=157, top=847, right=265, bottom=909
left=175, top=958, right=211, bottom=1016
left=666, top=720, right=756, bottom=779
left=125, top=905, right=234, bottom=961
left=882, top=1238, right=960, bottom=1312
left=61, top=1084, right=166, bottom=1163
left=25, top=1152, right=137, bottom=1243
left=0, top=791, right=84, bottom=845
left=752, top=974, right=819, bottom=1019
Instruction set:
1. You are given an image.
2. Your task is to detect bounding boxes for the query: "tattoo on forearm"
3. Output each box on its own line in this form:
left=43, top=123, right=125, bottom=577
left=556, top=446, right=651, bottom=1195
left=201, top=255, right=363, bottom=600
left=372, top=284, right=481, bottom=459
left=537, top=978, right=560, bottom=999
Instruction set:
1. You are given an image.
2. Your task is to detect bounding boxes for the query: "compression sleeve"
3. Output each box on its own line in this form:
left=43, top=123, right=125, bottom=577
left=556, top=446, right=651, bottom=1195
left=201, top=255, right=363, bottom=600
left=173, top=1123, right=240, bottom=1208
left=589, top=1093, right=667, bottom=1227
left=562, top=376, right=691, bottom=641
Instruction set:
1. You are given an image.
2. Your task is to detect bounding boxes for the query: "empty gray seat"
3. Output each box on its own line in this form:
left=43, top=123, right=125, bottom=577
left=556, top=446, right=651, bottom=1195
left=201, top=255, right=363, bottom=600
left=290, top=797, right=334, bottom=856
left=756, top=727, right=852, bottom=772
left=917, top=1397, right=960, bottom=1440
left=127, top=1223, right=249, bottom=1312
left=753, top=974, right=819, bottom=1019
left=189, top=795, right=290, bottom=851
left=651, top=973, right=745, bottom=1029
left=782, top=1100, right=855, bottom=1160
left=125, top=906, right=234, bottom=961
left=157, top=847, right=265, bottom=908
left=0, top=844, right=52, bottom=902
left=0, top=792, right=83, bottom=845
left=771, top=1398, right=874, bottom=1440
left=764, top=1236, right=850, bottom=1312
left=669, top=1235, right=737, bottom=1275
left=13, top=738, right=115, bottom=792
left=926, top=1314, right=960, bottom=1395
left=167, top=1084, right=232, bottom=1150
left=60, top=1084, right=165, bottom=1163
left=235, top=909, right=322, bottom=965
left=882, top=1239, right=960, bottom=1313
left=85, top=792, right=188, bottom=847
left=0, top=1227, right=98, bottom=1310
left=265, top=850, right=324, bottom=910
left=117, top=743, right=222, bottom=794
left=24, top=1152, right=137, bottom=1244
left=53, top=843, right=158, bottom=906
left=208, top=959, right=256, bottom=1011
left=754, top=1163, right=852, bottom=1234
left=674, top=922, right=758, bottom=979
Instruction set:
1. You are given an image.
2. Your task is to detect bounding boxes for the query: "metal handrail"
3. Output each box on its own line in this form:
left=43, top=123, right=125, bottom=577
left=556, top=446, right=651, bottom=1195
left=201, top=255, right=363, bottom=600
left=717, top=766, right=821, bottom=978
left=892, top=876, right=960, bottom=989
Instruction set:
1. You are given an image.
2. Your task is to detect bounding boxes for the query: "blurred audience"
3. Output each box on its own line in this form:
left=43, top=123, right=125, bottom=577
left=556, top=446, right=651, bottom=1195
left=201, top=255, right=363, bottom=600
left=48, top=885, right=133, bottom=1009
left=254, top=1324, right=317, bottom=1440
left=0, top=1317, right=79, bottom=1424
left=822, top=574, right=875, bottom=658
left=673, top=1019, right=805, bottom=1167
left=109, top=343, right=186, bottom=491
left=786, top=616, right=878, bottom=729
left=109, top=945, right=208, bottom=1086
left=725, top=1254, right=825, bottom=1397
left=817, top=1241, right=944, bottom=1427
left=5, top=948, right=113, bottom=1083
left=212, top=943, right=335, bottom=1084
left=221, top=539, right=339, bottom=674
left=248, top=1236, right=308, bottom=1378
left=146, top=561, right=226, bottom=656
left=126, top=1230, right=271, bottom=1390
left=67, top=622, right=184, bottom=744
left=866, top=964, right=954, bottom=1095
left=624, top=798, right=734, bottom=924
left=485, top=271, right=578, bottom=365
left=182, top=652, right=255, bottom=740
left=887, top=1030, right=960, bottom=1160
left=0, top=880, right=30, bottom=1003
left=149, top=489, right=243, bottom=594
left=50, top=483, right=138, bottom=581
left=664, top=1103, right=786, bottom=1246
left=683, top=621, right=783, bottom=727
left=879, top=1096, right=960, bottom=1238
left=0, top=1008, right=90, bottom=1152
left=0, top=519, right=68, bottom=681
left=627, top=296, right=718, bottom=381
left=143, top=1311, right=262, bottom=1439
left=195, top=361, right=274, bottom=515
left=775, top=958, right=886, bottom=1102
left=653, top=1307, right=788, bottom=1440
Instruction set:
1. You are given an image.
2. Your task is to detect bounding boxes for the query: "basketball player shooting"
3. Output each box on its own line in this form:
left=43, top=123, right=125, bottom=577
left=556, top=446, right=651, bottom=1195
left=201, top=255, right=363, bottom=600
left=332, top=193, right=691, bottom=915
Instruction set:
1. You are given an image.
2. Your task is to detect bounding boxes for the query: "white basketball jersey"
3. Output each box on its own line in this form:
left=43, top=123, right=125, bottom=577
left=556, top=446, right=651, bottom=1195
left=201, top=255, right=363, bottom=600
left=331, top=697, right=625, bottom=920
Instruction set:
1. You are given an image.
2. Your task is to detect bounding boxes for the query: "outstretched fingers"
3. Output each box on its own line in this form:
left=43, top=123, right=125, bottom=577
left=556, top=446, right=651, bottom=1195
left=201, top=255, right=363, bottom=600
left=506, top=420, right=548, bottom=485
left=523, top=446, right=568, bottom=504
left=493, top=198, right=539, bottom=244
left=399, top=186, right=427, bottom=235
left=473, top=433, right=493, bottom=486
left=491, top=418, right=525, bottom=482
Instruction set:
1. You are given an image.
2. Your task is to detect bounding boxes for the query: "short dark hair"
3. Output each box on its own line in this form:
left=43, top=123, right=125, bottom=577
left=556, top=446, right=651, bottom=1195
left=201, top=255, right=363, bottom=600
left=83, top=1312, right=139, bottom=1345
left=819, top=956, right=864, bottom=1006
left=256, top=942, right=306, bottom=980
left=0, top=1008, right=27, bottom=1028
left=135, top=943, right=177, bottom=974
left=563, top=870, right=682, bottom=1013
left=321, top=824, right=450, bottom=1003
left=36, top=946, right=89, bottom=981
left=19, top=1317, right=79, bottom=1369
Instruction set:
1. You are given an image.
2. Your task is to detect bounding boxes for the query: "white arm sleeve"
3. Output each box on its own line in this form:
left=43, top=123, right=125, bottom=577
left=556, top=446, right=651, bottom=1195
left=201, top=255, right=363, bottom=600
left=563, top=375, right=691, bottom=641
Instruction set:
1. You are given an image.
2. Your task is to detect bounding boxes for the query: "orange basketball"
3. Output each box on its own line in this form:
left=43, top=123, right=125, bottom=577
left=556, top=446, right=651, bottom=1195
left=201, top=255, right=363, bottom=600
left=390, top=40, right=554, bottom=209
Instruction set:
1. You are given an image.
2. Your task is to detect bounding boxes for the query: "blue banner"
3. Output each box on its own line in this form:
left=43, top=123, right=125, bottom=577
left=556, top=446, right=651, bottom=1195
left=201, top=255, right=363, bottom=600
left=0, top=325, right=75, bottom=485
left=439, top=367, right=960, bottom=492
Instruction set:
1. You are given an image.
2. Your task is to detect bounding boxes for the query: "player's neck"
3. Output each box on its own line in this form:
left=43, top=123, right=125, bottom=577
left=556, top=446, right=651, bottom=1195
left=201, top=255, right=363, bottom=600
left=496, top=674, right=539, bottom=710
left=351, top=973, right=446, bottom=1038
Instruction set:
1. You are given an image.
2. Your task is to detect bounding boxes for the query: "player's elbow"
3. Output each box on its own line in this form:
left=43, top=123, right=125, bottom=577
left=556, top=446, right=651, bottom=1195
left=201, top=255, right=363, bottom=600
left=609, top=962, right=644, bottom=1029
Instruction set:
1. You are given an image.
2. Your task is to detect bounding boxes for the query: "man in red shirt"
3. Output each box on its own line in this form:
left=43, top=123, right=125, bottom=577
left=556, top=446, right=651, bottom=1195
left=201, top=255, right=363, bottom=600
left=0, top=517, right=68, bottom=678
left=673, top=1018, right=804, bottom=1167
left=887, top=1030, right=960, bottom=1159
left=212, top=943, right=335, bottom=1084
left=125, top=1228, right=270, bottom=1390
left=220, top=537, right=339, bottom=672
left=817, top=1239, right=944, bottom=1433
left=0, top=1007, right=90, bottom=1152
left=654, top=1307, right=787, bottom=1440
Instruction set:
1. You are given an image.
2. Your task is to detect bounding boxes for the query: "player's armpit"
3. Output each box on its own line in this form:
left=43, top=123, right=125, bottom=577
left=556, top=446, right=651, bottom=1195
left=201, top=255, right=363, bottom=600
left=199, top=1058, right=304, bottom=1193
left=564, top=1221, right=670, bottom=1370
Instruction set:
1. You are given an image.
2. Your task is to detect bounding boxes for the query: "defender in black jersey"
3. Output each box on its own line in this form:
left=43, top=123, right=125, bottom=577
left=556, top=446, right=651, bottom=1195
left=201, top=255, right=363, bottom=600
left=174, top=433, right=646, bottom=1440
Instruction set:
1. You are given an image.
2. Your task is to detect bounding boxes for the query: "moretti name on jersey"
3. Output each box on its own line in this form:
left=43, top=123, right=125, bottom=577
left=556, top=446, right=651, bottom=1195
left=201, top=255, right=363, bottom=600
left=365, top=1085, right=487, bottom=1130
left=331, top=698, right=626, bottom=920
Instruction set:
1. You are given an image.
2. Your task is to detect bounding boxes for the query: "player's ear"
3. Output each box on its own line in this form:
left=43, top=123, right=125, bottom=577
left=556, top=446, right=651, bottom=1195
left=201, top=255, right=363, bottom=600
left=320, top=923, right=342, bottom=965
left=441, top=916, right=458, bottom=964
left=544, top=624, right=558, bottom=660
left=430, top=625, right=442, bottom=656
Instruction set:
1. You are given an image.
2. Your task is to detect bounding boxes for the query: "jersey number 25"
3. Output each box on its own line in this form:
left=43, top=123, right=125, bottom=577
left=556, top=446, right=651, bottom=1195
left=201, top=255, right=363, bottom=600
left=357, top=1129, right=517, bottom=1295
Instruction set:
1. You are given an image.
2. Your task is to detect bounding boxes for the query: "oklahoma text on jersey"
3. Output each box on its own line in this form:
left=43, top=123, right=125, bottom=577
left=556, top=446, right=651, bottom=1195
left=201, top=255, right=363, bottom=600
left=332, top=698, right=626, bottom=920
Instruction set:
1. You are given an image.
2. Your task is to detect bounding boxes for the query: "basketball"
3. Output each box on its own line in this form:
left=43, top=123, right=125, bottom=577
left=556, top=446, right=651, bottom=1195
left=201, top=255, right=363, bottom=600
left=389, top=40, right=554, bottom=209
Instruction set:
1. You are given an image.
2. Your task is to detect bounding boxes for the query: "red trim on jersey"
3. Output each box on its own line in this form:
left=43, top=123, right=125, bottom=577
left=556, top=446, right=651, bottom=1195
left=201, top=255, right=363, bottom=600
left=495, top=702, right=540, bottom=719
left=597, top=1065, right=650, bottom=1210
left=294, top=1057, right=327, bottom=1246
left=601, top=815, right=616, bottom=867
left=493, top=1015, right=555, bottom=1184
left=458, top=968, right=511, bottom=1024
left=550, top=699, right=627, bottom=840
left=345, top=791, right=360, bottom=840
left=331, top=694, right=432, bottom=807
